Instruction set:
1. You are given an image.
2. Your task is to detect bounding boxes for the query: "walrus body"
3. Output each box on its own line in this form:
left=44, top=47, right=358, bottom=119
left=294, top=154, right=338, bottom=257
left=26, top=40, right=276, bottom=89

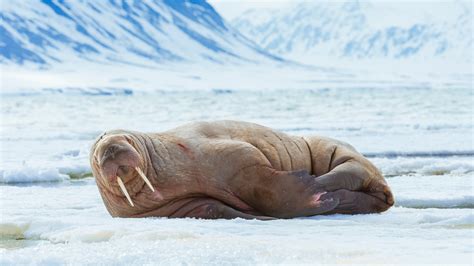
left=90, top=120, right=394, bottom=219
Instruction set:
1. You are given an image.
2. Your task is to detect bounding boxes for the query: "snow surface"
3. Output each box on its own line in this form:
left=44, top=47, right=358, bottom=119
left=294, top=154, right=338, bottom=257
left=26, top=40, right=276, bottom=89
left=0, top=179, right=472, bottom=264
left=1, top=84, right=473, bottom=264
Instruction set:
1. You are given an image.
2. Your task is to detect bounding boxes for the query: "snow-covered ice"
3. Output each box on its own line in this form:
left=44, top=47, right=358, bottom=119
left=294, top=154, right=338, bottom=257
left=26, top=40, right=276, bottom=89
left=1, top=84, right=473, bottom=264
left=0, top=177, right=472, bottom=264
left=0, top=174, right=473, bottom=265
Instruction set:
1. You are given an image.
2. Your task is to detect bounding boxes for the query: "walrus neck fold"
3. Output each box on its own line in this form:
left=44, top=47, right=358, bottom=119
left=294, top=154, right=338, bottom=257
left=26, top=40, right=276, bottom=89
left=136, top=133, right=169, bottom=186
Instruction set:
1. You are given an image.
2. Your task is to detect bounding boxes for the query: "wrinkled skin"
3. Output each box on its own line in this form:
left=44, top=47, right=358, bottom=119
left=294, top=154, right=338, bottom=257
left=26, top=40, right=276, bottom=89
left=90, top=121, right=394, bottom=219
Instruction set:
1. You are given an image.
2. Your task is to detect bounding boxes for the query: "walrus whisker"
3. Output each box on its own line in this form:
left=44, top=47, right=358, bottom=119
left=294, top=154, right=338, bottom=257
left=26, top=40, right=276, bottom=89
left=117, top=176, right=134, bottom=207
left=135, top=167, right=155, bottom=192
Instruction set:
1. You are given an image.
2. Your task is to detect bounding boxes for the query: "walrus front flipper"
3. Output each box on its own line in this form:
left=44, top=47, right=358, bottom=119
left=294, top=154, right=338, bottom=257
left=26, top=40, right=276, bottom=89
left=235, top=168, right=339, bottom=218
left=276, top=170, right=340, bottom=217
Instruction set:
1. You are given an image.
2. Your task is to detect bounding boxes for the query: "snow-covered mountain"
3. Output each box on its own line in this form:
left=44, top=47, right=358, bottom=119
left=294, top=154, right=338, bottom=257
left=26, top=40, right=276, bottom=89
left=0, top=0, right=281, bottom=66
left=232, top=1, right=473, bottom=64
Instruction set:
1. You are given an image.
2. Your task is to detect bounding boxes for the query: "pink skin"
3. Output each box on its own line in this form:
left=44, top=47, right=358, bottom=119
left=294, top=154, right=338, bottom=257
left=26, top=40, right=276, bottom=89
left=150, top=190, right=164, bottom=201
left=311, top=192, right=327, bottom=205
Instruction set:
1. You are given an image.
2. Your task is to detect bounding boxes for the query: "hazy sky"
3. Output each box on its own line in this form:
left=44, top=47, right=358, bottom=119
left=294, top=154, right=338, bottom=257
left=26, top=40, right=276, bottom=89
left=208, top=0, right=461, bottom=21
left=208, top=0, right=293, bottom=20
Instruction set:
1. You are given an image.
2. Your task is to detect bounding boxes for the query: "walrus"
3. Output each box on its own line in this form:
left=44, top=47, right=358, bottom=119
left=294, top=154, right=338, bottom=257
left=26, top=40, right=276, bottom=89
left=90, top=120, right=394, bottom=219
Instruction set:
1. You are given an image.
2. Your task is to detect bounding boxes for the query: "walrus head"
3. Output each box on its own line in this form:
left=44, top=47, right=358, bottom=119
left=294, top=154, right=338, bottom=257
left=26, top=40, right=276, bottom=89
left=90, top=130, right=160, bottom=216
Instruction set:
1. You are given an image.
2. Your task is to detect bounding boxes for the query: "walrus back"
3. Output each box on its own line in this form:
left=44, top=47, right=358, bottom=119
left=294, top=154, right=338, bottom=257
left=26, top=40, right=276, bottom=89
left=182, top=120, right=314, bottom=172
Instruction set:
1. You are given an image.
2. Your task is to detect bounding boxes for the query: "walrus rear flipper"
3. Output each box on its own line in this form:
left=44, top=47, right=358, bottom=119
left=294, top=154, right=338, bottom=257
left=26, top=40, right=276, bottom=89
left=313, top=161, right=395, bottom=208
left=304, top=136, right=394, bottom=208
left=320, top=189, right=391, bottom=214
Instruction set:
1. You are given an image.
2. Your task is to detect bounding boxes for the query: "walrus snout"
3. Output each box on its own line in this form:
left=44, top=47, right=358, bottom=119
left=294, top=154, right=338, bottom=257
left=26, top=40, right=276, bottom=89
left=98, top=138, right=141, bottom=182
left=92, top=132, right=157, bottom=208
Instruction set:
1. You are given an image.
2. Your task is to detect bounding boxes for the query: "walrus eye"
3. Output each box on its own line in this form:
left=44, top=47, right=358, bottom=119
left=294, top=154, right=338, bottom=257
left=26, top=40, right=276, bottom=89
left=135, top=167, right=155, bottom=192
left=117, top=176, right=134, bottom=207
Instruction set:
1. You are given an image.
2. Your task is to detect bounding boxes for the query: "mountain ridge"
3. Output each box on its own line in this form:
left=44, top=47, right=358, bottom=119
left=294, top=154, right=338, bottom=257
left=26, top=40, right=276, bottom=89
left=231, top=1, right=473, bottom=64
left=0, top=0, right=282, bottom=66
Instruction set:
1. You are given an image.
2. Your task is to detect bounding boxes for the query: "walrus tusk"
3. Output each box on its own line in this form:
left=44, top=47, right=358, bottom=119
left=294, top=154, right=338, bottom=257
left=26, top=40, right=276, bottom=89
left=117, top=176, right=134, bottom=207
left=135, top=167, right=155, bottom=192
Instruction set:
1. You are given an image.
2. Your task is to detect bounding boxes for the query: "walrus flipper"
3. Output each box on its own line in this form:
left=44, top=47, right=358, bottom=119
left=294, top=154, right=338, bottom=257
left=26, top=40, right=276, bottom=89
left=279, top=170, right=391, bottom=216
left=313, top=161, right=395, bottom=207
left=277, top=170, right=341, bottom=217
left=304, top=136, right=394, bottom=207
left=236, top=168, right=339, bottom=218
left=320, top=189, right=391, bottom=214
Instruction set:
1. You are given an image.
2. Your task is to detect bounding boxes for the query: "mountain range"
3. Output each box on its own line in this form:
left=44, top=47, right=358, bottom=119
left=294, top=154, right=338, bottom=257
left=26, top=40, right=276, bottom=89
left=1, top=0, right=472, bottom=67
left=0, top=0, right=280, bottom=66
left=232, top=1, right=473, bottom=64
